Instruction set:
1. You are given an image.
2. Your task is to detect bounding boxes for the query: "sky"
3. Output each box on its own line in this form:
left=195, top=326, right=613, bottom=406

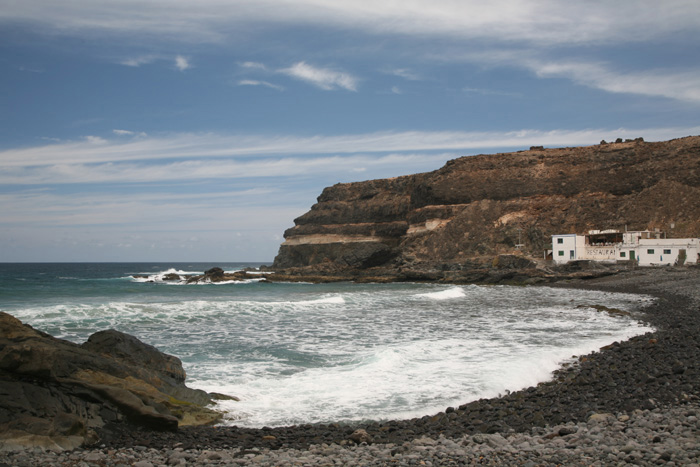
left=1, top=1, right=700, bottom=262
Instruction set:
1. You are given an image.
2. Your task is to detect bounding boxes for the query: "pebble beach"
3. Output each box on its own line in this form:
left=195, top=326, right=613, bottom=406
left=2, top=267, right=700, bottom=466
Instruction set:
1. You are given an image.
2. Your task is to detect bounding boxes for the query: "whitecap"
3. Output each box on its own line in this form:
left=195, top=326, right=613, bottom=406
left=415, top=286, right=465, bottom=300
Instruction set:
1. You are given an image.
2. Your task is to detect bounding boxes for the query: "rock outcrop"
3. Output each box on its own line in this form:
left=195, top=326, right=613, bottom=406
left=0, top=312, right=224, bottom=451
left=272, top=136, right=700, bottom=280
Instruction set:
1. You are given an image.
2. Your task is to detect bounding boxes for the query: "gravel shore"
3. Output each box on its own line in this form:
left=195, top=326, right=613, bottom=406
left=2, top=266, right=699, bottom=466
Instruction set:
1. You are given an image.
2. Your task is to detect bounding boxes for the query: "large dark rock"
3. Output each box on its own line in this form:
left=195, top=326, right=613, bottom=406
left=0, top=312, right=223, bottom=451
left=204, top=267, right=225, bottom=279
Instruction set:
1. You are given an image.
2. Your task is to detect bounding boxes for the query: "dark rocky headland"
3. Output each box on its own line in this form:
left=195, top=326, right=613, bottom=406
left=271, top=135, right=700, bottom=283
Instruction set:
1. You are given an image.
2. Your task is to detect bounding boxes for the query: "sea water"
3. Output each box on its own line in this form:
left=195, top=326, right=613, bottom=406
left=0, top=263, right=654, bottom=428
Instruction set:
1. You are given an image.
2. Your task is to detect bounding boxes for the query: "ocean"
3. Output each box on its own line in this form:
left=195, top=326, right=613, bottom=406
left=0, top=262, right=654, bottom=428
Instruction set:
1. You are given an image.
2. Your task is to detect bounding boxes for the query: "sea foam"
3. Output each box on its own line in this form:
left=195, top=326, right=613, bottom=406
left=416, top=286, right=466, bottom=300
left=4, top=271, right=654, bottom=429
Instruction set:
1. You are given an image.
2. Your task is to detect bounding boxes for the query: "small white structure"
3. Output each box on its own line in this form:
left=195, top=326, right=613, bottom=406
left=552, top=230, right=700, bottom=266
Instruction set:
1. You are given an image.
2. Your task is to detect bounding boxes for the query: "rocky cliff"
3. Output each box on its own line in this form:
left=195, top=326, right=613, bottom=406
left=272, top=136, right=700, bottom=280
left=0, top=313, right=229, bottom=451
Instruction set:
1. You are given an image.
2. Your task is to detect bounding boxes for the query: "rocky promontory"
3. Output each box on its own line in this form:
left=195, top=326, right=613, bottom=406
left=272, top=136, right=700, bottom=282
left=0, top=313, right=227, bottom=451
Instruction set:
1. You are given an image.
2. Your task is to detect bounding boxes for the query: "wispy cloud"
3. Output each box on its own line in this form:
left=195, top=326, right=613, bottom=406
left=174, top=55, right=191, bottom=71
left=3, top=1, right=698, bottom=47
left=0, top=153, right=455, bottom=186
left=463, top=87, right=522, bottom=98
left=239, top=61, right=268, bottom=71
left=528, top=60, right=700, bottom=103
left=388, top=68, right=421, bottom=81
left=441, top=49, right=700, bottom=104
left=2, top=126, right=699, bottom=171
left=279, top=62, right=358, bottom=91
left=113, top=129, right=148, bottom=137
left=119, top=54, right=192, bottom=71
left=238, top=80, right=284, bottom=91
left=120, top=55, right=158, bottom=67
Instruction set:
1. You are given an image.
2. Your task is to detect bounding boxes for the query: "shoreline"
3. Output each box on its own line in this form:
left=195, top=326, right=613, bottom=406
left=3, top=267, right=700, bottom=465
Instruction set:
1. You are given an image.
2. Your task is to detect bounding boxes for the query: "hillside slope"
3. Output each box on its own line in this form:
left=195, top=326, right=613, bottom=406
left=272, top=136, right=700, bottom=278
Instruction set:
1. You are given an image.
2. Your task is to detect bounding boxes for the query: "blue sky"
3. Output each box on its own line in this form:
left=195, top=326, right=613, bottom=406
left=1, top=1, right=700, bottom=262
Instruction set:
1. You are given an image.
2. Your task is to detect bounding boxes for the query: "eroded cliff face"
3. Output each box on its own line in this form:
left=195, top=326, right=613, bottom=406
left=273, top=136, right=700, bottom=275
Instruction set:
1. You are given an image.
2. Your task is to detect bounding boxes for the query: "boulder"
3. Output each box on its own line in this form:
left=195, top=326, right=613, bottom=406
left=204, top=267, right=225, bottom=278
left=0, top=312, right=224, bottom=451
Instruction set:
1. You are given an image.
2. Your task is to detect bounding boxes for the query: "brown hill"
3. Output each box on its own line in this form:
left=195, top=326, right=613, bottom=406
left=272, top=136, right=700, bottom=279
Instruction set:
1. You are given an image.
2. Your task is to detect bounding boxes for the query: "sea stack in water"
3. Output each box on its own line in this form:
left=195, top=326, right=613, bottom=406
left=0, top=312, right=224, bottom=451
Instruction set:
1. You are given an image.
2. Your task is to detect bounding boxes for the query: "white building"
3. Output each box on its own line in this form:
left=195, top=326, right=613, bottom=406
left=552, top=230, right=700, bottom=266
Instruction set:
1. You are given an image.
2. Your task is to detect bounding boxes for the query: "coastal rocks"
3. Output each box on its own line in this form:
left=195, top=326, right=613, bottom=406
left=132, top=268, right=263, bottom=284
left=162, top=273, right=182, bottom=281
left=274, top=242, right=397, bottom=269
left=273, top=135, right=700, bottom=279
left=204, top=267, right=225, bottom=279
left=5, top=402, right=700, bottom=465
left=0, top=312, right=224, bottom=451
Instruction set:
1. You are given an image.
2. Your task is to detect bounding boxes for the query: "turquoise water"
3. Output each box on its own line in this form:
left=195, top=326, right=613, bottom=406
left=0, top=263, right=654, bottom=427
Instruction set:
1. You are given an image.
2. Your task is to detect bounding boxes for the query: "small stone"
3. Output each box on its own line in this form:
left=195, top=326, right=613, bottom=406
left=588, top=413, right=614, bottom=423
left=84, top=452, right=106, bottom=462
left=558, top=426, right=578, bottom=436
left=349, top=428, right=373, bottom=444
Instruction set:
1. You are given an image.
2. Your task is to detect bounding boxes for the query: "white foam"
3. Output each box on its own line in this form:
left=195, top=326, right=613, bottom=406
left=207, top=278, right=265, bottom=285
left=129, top=268, right=191, bottom=283
left=193, top=316, right=653, bottom=428
left=8, top=281, right=654, bottom=428
left=416, top=286, right=466, bottom=300
left=296, top=295, right=346, bottom=305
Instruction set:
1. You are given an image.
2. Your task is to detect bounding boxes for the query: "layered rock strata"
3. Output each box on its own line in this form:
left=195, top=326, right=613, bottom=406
left=0, top=313, right=225, bottom=451
left=273, top=136, right=700, bottom=279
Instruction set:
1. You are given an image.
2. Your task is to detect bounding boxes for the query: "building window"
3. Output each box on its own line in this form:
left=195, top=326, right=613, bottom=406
left=558, top=251, right=564, bottom=256
left=557, top=238, right=563, bottom=244
left=620, top=252, right=626, bottom=258
left=663, top=249, right=671, bottom=254
left=647, top=249, right=655, bottom=254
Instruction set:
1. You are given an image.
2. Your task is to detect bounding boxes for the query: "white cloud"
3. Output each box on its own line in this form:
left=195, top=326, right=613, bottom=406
left=528, top=60, right=700, bottom=103
left=238, top=80, right=284, bottom=91
left=279, top=62, right=358, bottom=91
left=0, top=187, right=308, bottom=240
left=0, top=153, right=454, bottom=185
left=240, top=61, right=267, bottom=70
left=83, top=135, right=107, bottom=144
left=113, top=129, right=148, bottom=137
left=388, top=68, right=421, bottom=81
left=2, top=1, right=698, bottom=47
left=120, top=54, right=191, bottom=71
left=120, top=55, right=158, bottom=67
left=1, top=126, right=699, bottom=177
left=439, top=49, right=700, bottom=104
left=174, top=55, right=191, bottom=71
